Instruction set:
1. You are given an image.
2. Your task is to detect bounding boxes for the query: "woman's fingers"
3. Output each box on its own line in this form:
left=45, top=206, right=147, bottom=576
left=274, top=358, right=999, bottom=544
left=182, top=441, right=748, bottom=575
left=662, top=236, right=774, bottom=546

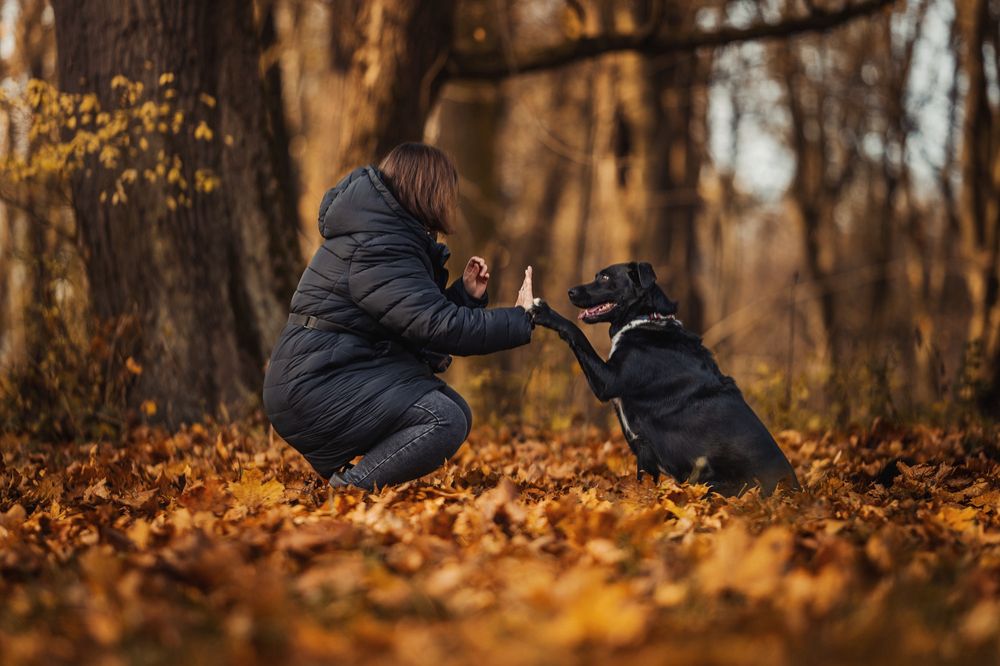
left=466, top=256, right=488, bottom=280
left=516, top=266, right=533, bottom=309
left=463, top=257, right=490, bottom=299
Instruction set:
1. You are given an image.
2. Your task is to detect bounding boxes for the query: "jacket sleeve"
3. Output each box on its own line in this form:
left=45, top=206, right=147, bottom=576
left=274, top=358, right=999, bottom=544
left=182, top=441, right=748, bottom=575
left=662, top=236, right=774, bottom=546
left=348, top=236, right=531, bottom=356
left=445, top=278, right=489, bottom=309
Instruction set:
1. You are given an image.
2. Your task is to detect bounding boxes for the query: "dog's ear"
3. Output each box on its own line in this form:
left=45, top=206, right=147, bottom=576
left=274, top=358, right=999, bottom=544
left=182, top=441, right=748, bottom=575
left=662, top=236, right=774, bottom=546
left=629, top=262, right=657, bottom=289
left=629, top=262, right=676, bottom=314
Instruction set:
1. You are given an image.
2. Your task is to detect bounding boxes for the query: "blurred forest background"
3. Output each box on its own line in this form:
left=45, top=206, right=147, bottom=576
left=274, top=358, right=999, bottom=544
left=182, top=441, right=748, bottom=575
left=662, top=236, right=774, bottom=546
left=1, top=0, right=998, bottom=438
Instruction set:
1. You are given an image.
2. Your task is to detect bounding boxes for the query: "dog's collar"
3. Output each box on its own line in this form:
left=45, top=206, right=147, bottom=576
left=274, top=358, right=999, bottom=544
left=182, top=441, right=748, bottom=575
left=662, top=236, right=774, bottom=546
left=610, top=314, right=681, bottom=356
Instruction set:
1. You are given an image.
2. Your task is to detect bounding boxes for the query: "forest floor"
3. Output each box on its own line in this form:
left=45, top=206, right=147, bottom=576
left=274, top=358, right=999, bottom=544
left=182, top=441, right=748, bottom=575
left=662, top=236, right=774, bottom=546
left=1, top=421, right=998, bottom=665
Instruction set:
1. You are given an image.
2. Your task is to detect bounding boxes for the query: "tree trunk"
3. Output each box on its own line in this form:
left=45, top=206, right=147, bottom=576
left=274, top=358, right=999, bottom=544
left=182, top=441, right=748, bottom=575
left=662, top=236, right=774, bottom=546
left=957, top=0, right=1000, bottom=410
left=51, top=0, right=301, bottom=424
left=291, top=0, right=456, bottom=251
left=0, top=0, right=55, bottom=370
left=776, top=40, right=853, bottom=421
left=259, top=0, right=302, bottom=259
left=327, top=1, right=456, bottom=178
left=434, top=80, right=510, bottom=416
left=639, top=49, right=709, bottom=331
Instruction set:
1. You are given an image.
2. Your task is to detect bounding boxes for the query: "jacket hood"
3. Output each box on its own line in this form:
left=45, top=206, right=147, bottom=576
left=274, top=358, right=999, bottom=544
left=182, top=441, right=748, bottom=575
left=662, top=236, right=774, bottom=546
left=318, top=166, right=429, bottom=242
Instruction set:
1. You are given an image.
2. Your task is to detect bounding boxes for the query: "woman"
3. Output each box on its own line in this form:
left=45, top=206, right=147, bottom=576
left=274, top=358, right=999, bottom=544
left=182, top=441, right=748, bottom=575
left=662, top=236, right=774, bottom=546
left=263, top=143, right=534, bottom=490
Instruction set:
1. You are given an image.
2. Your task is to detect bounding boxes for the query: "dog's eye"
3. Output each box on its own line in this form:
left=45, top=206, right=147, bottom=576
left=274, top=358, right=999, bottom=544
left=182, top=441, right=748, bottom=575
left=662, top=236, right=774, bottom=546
left=598, top=274, right=610, bottom=282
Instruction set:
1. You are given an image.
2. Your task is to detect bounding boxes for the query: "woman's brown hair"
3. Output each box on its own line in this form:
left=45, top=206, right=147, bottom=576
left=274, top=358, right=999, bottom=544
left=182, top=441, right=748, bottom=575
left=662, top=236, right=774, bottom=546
left=378, top=143, right=458, bottom=235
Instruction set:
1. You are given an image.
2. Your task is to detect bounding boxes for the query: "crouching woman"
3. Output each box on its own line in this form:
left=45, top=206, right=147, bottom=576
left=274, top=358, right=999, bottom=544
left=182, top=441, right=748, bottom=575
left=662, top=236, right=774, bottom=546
left=264, top=143, right=534, bottom=490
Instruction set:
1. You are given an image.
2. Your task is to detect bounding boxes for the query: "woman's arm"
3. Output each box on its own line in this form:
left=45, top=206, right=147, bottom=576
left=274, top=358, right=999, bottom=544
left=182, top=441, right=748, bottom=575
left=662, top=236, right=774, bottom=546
left=348, top=236, right=531, bottom=356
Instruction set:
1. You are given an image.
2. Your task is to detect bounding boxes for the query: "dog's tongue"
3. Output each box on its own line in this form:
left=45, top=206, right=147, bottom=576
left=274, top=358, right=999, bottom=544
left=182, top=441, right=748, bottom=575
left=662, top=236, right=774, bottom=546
left=578, top=302, right=615, bottom=320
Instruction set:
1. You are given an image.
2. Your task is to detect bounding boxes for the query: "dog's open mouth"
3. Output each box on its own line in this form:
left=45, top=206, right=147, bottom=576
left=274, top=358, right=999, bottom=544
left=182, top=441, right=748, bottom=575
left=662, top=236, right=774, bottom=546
left=578, top=302, right=616, bottom=320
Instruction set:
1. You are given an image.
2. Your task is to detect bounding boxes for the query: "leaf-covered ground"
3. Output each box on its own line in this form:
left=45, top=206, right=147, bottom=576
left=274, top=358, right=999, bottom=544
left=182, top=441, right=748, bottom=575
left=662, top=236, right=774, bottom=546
left=1, top=422, right=998, bottom=665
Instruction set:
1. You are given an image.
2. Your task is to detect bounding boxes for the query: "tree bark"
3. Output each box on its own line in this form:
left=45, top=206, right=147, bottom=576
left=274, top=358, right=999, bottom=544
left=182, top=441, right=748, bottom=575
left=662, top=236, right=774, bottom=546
left=956, top=0, right=1000, bottom=410
left=638, top=48, right=710, bottom=331
left=777, top=38, right=858, bottom=421
left=51, top=0, right=301, bottom=424
left=259, top=0, right=302, bottom=262
left=0, top=0, right=55, bottom=370
left=292, top=0, right=457, bottom=251
left=434, top=80, right=510, bottom=415
left=327, top=1, right=456, bottom=179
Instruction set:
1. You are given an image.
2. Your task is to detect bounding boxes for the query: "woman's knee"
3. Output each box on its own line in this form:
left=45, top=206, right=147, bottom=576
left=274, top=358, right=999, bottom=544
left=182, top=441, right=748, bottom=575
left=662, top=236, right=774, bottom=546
left=438, top=406, right=469, bottom=459
left=422, top=391, right=469, bottom=459
left=437, top=386, right=472, bottom=439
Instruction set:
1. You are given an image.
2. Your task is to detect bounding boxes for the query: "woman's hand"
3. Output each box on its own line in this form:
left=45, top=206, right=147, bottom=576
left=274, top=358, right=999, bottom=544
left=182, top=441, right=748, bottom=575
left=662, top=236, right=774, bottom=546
left=515, top=266, right=533, bottom=310
left=462, top=256, right=489, bottom=300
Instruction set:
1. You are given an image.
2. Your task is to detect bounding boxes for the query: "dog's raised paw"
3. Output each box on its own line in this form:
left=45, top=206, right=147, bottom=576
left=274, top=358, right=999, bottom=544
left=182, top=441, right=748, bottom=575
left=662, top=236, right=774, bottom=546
left=530, top=298, right=551, bottom=317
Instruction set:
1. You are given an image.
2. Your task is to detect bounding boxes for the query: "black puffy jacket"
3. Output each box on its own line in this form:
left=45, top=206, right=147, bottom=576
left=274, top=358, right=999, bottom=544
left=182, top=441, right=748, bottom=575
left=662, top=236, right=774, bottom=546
left=263, top=166, right=532, bottom=477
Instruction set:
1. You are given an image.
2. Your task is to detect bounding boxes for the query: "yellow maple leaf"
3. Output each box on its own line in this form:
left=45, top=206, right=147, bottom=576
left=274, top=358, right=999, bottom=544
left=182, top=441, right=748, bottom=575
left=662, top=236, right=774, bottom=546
left=228, top=468, right=284, bottom=511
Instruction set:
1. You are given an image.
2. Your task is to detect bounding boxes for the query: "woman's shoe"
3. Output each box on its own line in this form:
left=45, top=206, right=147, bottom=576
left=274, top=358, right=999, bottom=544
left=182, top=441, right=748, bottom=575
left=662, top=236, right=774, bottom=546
left=329, top=463, right=353, bottom=488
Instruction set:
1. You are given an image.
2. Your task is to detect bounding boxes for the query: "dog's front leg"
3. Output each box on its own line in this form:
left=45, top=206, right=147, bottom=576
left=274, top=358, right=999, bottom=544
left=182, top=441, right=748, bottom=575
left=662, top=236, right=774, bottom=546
left=532, top=300, right=618, bottom=401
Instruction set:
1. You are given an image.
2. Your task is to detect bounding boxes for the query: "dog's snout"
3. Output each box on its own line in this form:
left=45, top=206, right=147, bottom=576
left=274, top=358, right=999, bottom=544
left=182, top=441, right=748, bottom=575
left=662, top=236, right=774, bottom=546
left=568, top=287, right=582, bottom=300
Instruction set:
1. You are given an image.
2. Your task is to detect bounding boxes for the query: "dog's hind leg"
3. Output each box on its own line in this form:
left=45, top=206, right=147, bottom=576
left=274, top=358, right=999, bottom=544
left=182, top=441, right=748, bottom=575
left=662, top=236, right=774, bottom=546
left=633, top=436, right=661, bottom=483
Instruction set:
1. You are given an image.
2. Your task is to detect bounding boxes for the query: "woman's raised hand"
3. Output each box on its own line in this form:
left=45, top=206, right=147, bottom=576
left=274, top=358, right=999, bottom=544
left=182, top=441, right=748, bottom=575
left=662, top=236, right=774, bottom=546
left=462, top=256, right=489, bottom=300
left=515, top=266, right=533, bottom=310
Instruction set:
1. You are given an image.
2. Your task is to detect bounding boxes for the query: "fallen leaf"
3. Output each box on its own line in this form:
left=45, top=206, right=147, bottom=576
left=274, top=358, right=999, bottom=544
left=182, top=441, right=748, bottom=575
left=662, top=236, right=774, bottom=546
left=228, top=467, right=284, bottom=512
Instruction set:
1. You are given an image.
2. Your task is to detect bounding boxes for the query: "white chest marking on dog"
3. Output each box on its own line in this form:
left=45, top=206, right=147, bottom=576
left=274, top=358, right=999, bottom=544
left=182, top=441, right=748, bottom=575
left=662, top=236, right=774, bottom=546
left=609, top=315, right=680, bottom=357
left=611, top=398, right=636, bottom=440
left=608, top=315, right=681, bottom=441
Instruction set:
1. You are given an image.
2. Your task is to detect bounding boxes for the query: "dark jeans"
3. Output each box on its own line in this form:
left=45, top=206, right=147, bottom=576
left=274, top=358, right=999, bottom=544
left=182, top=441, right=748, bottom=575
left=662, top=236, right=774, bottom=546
left=334, top=386, right=472, bottom=490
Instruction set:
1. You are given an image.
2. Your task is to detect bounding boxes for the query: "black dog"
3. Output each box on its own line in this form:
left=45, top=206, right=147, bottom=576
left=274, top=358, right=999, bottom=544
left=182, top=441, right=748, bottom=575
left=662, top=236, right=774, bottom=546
left=532, top=262, right=799, bottom=496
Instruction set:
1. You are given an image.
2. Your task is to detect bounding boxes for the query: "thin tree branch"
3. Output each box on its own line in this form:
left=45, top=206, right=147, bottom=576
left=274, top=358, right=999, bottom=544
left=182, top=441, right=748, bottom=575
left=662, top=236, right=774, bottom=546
left=449, top=0, right=896, bottom=80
